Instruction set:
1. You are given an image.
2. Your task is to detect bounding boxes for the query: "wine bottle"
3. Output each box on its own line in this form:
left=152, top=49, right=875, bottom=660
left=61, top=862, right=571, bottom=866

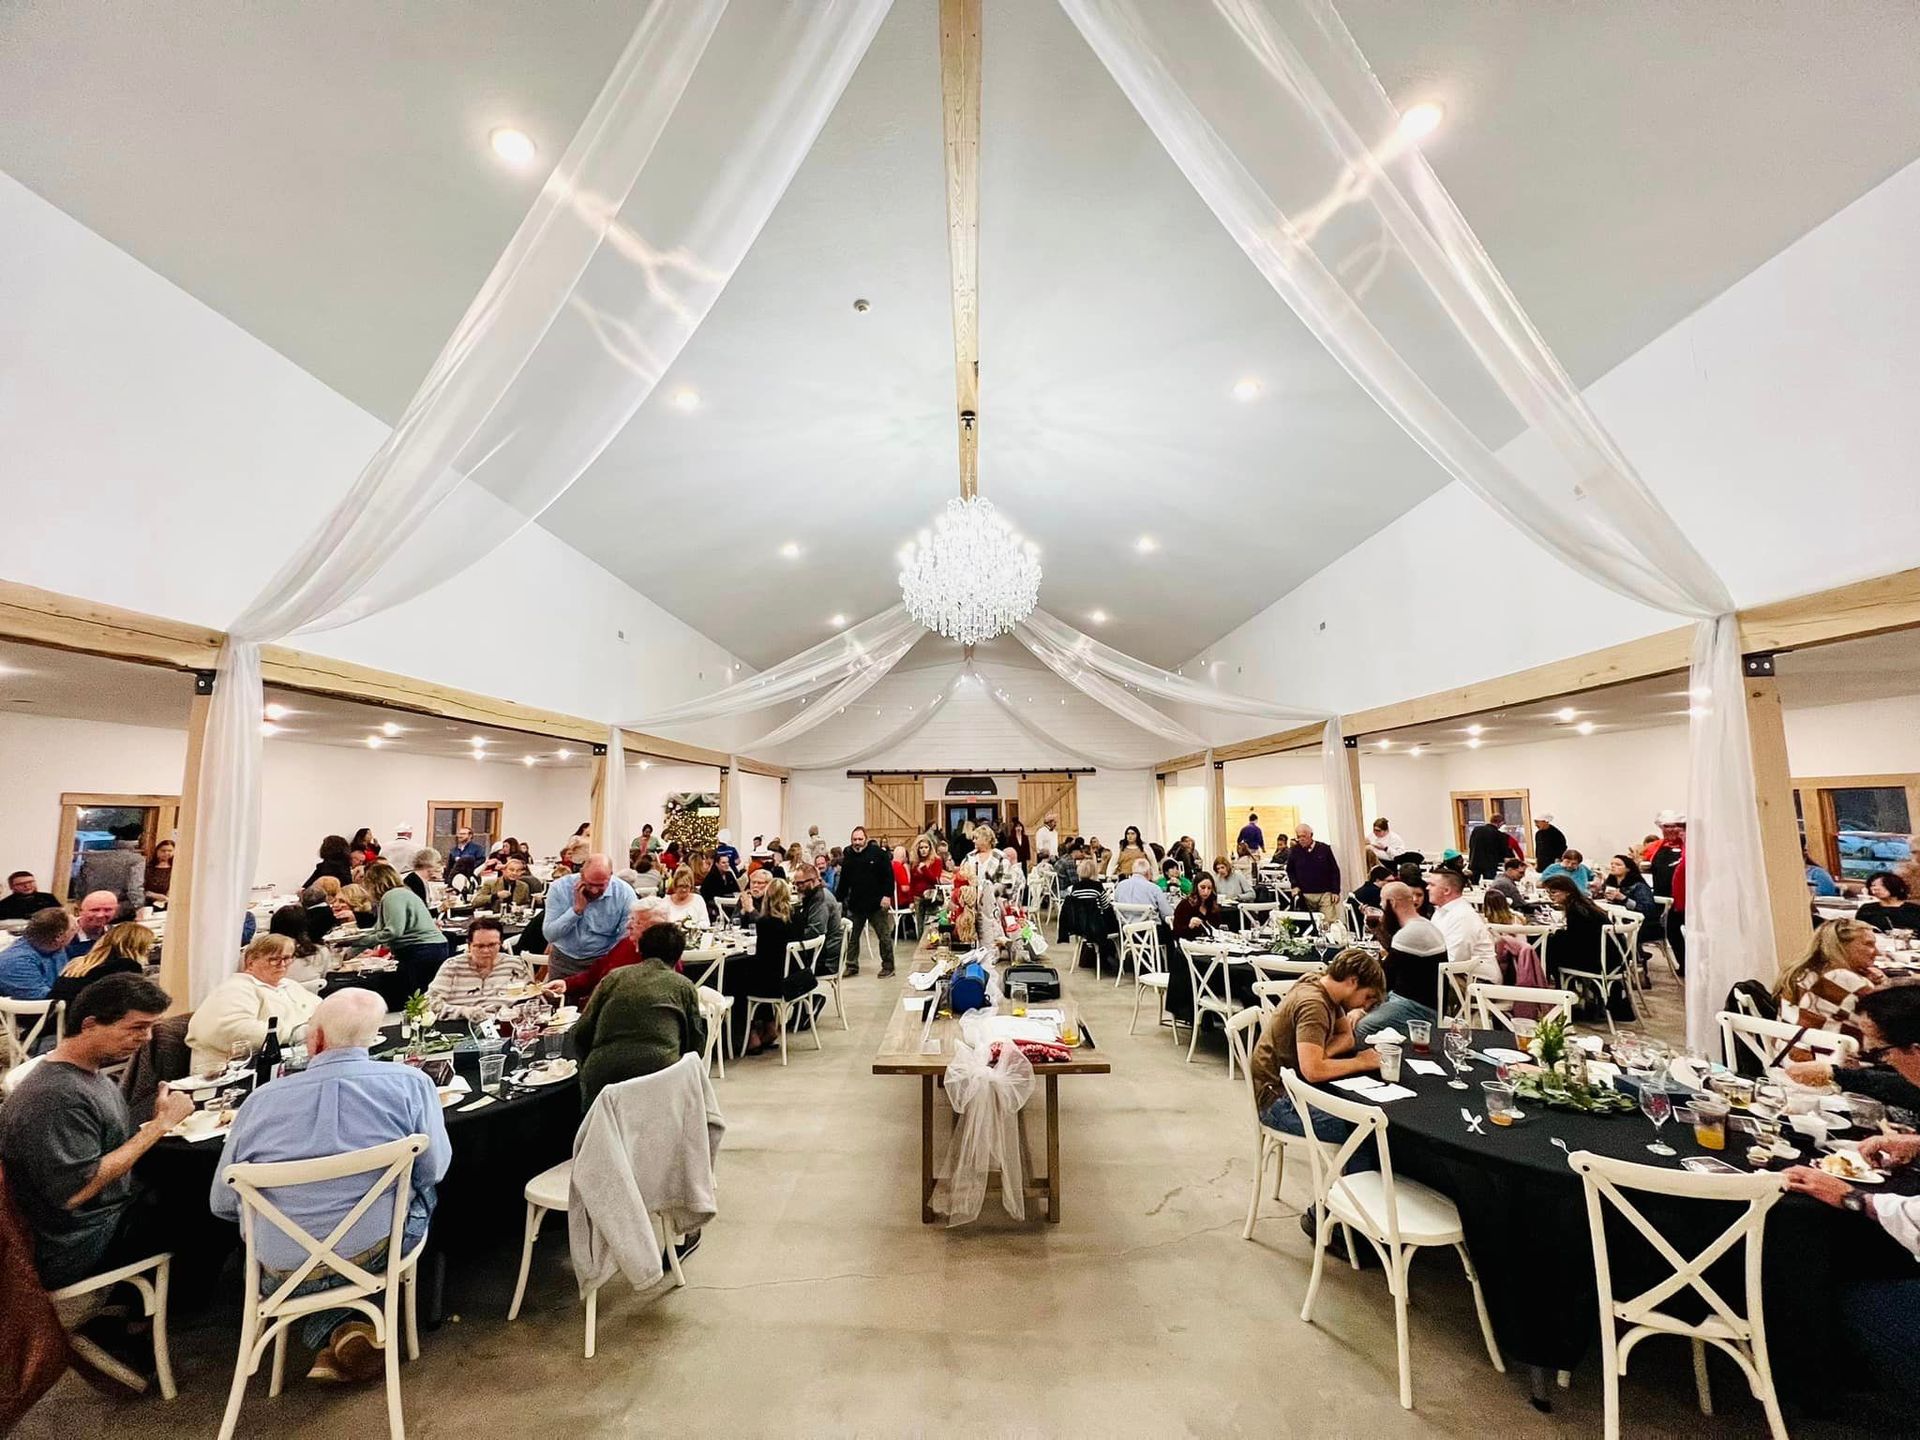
left=254, top=1016, right=283, bottom=1089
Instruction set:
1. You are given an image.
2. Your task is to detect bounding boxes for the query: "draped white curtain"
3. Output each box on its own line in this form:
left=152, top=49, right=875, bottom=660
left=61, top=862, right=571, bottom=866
left=600, top=726, right=628, bottom=855
left=178, top=0, right=892, bottom=1003
left=1058, top=0, right=1763, bottom=1049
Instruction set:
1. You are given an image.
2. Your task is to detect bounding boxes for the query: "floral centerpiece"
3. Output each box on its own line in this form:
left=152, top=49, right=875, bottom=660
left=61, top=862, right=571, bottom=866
left=1513, top=1015, right=1634, bottom=1112
left=1526, top=1013, right=1568, bottom=1069
left=1268, top=930, right=1315, bottom=961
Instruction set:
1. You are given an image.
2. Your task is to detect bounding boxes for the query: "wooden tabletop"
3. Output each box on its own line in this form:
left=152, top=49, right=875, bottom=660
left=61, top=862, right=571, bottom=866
left=871, top=945, right=1113, bottom=1077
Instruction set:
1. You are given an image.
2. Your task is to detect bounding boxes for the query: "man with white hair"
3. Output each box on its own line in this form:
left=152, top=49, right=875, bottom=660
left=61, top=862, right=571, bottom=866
left=1114, top=856, right=1173, bottom=922
left=211, top=987, right=451, bottom=1383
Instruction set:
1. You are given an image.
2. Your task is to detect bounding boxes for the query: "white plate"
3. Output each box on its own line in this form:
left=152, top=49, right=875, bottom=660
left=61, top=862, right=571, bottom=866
left=179, top=1065, right=250, bottom=1093
left=509, top=1059, right=577, bottom=1087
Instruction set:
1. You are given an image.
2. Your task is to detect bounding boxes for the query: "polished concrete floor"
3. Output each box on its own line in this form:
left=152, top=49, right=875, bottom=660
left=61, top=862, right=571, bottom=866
left=22, top=953, right=1871, bottom=1438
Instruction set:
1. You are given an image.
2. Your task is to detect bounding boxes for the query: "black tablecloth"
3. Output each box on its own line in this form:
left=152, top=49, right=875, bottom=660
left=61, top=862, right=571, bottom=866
left=142, top=1020, right=580, bottom=1286
left=1310, top=1033, right=1915, bottom=1387
left=319, top=966, right=414, bottom=1013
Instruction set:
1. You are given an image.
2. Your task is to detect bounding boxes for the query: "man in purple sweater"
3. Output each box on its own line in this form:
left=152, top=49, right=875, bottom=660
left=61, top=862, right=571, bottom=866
left=1284, top=824, right=1342, bottom=926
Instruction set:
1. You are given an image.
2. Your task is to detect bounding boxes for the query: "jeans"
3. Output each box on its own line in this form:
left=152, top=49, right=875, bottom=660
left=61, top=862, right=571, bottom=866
left=262, top=1238, right=391, bottom=1350
left=1259, top=1092, right=1377, bottom=1172
left=1354, top=993, right=1436, bottom=1043
left=845, top=906, right=894, bottom=973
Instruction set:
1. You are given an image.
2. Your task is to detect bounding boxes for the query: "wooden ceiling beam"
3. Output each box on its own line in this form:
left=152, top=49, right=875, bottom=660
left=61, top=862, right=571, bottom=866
left=939, top=0, right=982, bottom=499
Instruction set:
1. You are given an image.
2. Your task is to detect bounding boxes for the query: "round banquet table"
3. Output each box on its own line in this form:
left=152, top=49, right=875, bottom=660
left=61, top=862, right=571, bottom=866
left=1307, top=1032, right=1917, bottom=1399
left=140, top=1019, right=579, bottom=1319
left=319, top=965, right=414, bottom=1013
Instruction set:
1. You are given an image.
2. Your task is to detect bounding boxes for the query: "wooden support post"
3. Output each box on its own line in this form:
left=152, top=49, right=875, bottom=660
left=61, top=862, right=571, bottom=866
left=1345, top=738, right=1367, bottom=878
left=716, top=765, right=732, bottom=843
left=938, top=0, right=982, bottom=499
left=1210, top=761, right=1228, bottom=862
left=588, top=747, right=610, bottom=854
left=161, top=679, right=214, bottom=1012
left=779, top=777, right=790, bottom=842
left=1743, top=665, right=1813, bottom=971
left=1155, top=773, right=1168, bottom=847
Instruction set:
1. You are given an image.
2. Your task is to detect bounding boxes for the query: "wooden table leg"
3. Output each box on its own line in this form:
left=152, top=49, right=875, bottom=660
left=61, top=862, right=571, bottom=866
left=1045, top=1073, right=1061, bottom=1223
left=921, top=1074, right=936, bottom=1224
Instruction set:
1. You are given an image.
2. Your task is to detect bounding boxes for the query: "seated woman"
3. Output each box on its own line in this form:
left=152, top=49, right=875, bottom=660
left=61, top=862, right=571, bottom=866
left=1775, top=918, right=1882, bottom=1036
left=427, top=915, right=557, bottom=1019
left=1157, top=857, right=1194, bottom=897
left=1172, top=872, right=1230, bottom=941
left=735, top=878, right=815, bottom=1055
left=340, top=862, right=450, bottom=997
left=185, top=934, right=322, bottom=1073
left=572, top=923, right=708, bottom=1112
left=1803, top=847, right=1841, bottom=898
left=660, top=865, right=711, bottom=931
left=334, top=882, right=376, bottom=930
left=1856, top=871, right=1920, bottom=933
left=1599, top=853, right=1659, bottom=926
left=1481, top=888, right=1517, bottom=926
left=1539, top=873, right=1610, bottom=987
left=562, top=897, right=675, bottom=1003
left=268, top=903, right=335, bottom=988
left=1211, top=856, right=1254, bottom=905
left=1539, top=849, right=1594, bottom=892
left=50, top=921, right=154, bottom=1009
left=404, top=848, right=443, bottom=906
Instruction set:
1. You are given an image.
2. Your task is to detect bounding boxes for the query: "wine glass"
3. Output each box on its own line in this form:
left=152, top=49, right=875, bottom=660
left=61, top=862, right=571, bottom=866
left=1641, top=1085, right=1675, bottom=1155
left=1443, top=1026, right=1473, bottom=1090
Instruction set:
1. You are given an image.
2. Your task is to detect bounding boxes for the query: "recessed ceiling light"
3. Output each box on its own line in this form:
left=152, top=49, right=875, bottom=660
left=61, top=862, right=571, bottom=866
left=1135, top=536, right=1158, bottom=554
left=365, top=735, right=384, bottom=749
left=1397, top=101, right=1444, bottom=141
left=670, top=388, right=700, bottom=410
left=1377, top=738, right=1392, bottom=749
left=259, top=721, right=282, bottom=738
left=556, top=748, right=572, bottom=760
left=1555, top=706, right=1578, bottom=723
left=779, top=542, right=800, bottom=559
left=852, top=297, right=871, bottom=313
left=639, top=760, right=652, bottom=770
left=1408, top=745, right=1423, bottom=757
left=1088, top=609, right=1108, bottom=624
left=523, top=755, right=538, bottom=767
left=489, top=127, right=538, bottom=168
left=829, top=614, right=847, bottom=628
left=1232, top=377, right=1262, bottom=401
left=1576, top=721, right=1596, bottom=736
left=380, top=721, right=402, bottom=737
left=1464, top=723, right=1485, bottom=737
left=262, top=702, right=290, bottom=721
left=1685, top=705, right=1708, bottom=719
left=1466, top=737, right=1483, bottom=749
left=1690, top=685, right=1713, bottom=702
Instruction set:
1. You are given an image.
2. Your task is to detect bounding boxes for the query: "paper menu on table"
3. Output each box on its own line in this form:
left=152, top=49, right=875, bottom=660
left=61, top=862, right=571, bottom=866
left=1330, top=1075, right=1416, bottom=1102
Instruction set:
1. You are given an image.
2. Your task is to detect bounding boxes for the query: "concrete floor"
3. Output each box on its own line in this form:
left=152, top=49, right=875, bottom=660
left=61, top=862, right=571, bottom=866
left=21, top=955, right=1872, bottom=1438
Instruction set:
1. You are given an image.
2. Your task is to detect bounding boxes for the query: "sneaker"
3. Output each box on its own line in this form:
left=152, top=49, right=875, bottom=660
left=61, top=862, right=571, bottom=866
left=327, top=1319, right=384, bottom=1383
left=878, top=965, right=896, bottom=979
left=675, top=1229, right=702, bottom=1262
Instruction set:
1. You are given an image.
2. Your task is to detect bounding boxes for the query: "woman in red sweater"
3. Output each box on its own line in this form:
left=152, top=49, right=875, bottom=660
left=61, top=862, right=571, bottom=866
left=909, top=836, right=945, bottom=935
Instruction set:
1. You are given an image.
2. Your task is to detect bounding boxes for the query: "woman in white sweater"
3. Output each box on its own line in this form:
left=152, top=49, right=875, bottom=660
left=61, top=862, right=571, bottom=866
left=185, top=933, right=323, bottom=1073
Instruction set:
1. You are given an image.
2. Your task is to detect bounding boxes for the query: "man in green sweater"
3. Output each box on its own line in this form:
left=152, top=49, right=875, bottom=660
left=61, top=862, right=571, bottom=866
left=572, top=922, right=707, bottom=1113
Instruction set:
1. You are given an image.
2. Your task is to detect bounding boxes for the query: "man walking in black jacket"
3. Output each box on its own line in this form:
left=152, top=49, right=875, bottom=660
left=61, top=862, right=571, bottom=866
left=833, top=826, right=896, bottom=978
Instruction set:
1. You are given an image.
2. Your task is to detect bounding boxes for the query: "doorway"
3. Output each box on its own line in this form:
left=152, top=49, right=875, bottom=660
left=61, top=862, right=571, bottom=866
left=55, top=793, right=180, bottom=902
left=945, top=802, right=1004, bottom=853
left=1450, top=790, right=1531, bottom=856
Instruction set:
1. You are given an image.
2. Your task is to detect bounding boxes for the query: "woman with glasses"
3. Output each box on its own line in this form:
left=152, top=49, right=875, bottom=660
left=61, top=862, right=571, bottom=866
left=185, top=934, right=321, bottom=1073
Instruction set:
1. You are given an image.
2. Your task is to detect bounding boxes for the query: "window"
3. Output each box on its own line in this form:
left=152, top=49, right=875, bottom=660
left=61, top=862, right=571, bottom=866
left=429, top=802, right=503, bottom=859
left=1450, top=790, right=1532, bottom=857
left=1795, top=775, right=1919, bottom=883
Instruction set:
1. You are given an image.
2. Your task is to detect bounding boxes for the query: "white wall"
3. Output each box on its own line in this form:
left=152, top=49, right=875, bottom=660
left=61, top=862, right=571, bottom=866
left=1178, top=156, right=1920, bottom=731
left=1784, top=694, right=1920, bottom=777
left=0, top=711, right=188, bottom=888
left=0, top=174, right=757, bottom=736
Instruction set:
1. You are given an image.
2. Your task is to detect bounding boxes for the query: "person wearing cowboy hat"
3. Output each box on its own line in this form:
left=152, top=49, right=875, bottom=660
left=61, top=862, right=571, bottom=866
left=1649, top=810, right=1687, bottom=974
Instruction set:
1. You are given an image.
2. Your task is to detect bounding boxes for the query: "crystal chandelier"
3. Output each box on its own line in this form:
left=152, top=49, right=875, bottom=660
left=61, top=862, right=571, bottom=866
left=897, top=495, right=1042, bottom=645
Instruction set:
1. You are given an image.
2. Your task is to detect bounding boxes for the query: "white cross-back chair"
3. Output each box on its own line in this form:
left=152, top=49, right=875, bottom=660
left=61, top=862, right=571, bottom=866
left=744, top=934, right=826, bottom=1066
left=1651, top=896, right=1681, bottom=979
left=1434, top=960, right=1480, bottom=1026
left=1282, top=1071, right=1504, bottom=1410
left=1222, top=1011, right=1357, bottom=1266
left=1557, top=926, right=1638, bottom=1035
left=1248, top=955, right=1325, bottom=986
left=1117, top=924, right=1170, bottom=1043
left=1179, top=940, right=1239, bottom=1076
left=1112, top=903, right=1157, bottom=986
left=1026, top=862, right=1057, bottom=917
left=1603, top=909, right=1648, bottom=1010
left=1567, top=1150, right=1789, bottom=1440
left=1, top=996, right=62, bottom=1069
left=44, top=1243, right=177, bottom=1399
left=1236, top=900, right=1278, bottom=934
left=1489, top=923, right=1553, bottom=974
left=217, top=1134, right=428, bottom=1440
left=1468, top=981, right=1576, bottom=1034
left=507, top=1158, right=686, bottom=1358
left=1251, top=977, right=1300, bottom=1014
left=1716, top=1010, right=1858, bottom=1075
left=695, top=986, right=732, bottom=1078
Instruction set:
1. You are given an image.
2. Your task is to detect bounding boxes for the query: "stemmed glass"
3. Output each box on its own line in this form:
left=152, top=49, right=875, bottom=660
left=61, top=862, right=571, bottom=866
left=1443, top=1021, right=1473, bottom=1091
left=1641, top=1084, right=1675, bottom=1155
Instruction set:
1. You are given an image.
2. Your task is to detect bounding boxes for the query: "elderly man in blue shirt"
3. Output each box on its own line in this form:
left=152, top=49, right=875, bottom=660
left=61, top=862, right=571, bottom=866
left=0, top=906, right=75, bottom=1000
left=1113, top=857, right=1173, bottom=923
left=210, top=986, right=450, bottom=1384
left=543, top=853, right=637, bottom=981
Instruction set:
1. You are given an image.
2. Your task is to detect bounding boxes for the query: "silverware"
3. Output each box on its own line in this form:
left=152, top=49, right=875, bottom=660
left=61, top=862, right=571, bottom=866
left=1550, top=1137, right=1571, bottom=1155
left=1460, top=1107, right=1485, bottom=1134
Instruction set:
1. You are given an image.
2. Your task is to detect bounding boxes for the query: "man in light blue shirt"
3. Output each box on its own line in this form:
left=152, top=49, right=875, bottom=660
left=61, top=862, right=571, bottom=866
left=544, top=854, right=638, bottom=981
left=0, top=907, right=74, bottom=1000
left=211, top=987, right=449, bottom=1381
left=1114, top=859, right=1174, bottom=922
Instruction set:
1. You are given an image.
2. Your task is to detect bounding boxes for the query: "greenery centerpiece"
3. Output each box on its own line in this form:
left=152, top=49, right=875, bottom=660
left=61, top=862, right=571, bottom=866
left=1268, top=930, right=1315, bottom=961
left=1513, top=1015, right=1634, bottom=1112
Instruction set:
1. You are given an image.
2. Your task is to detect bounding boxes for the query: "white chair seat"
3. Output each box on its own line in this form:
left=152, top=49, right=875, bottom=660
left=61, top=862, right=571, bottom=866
left=524, top=1160, right=571, bottom=1212
left=1326, top=1172, right=1465, bottom=1245
left=1139, top=973, right=1169, bottom=991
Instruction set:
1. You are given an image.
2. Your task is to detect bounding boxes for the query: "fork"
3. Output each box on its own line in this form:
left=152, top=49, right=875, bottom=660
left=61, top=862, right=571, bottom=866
left=1550, top=1137, right=1571, bottom=1155
left=1460, top=1107, right=1485, bottom=1134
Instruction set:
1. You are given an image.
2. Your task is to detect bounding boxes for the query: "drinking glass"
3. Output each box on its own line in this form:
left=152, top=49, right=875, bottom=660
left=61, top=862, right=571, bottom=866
left=1376, top=1042, right=1403, bottom=1084
left=1009, top=982, right=1029, bottom=1017
left=1641, top=1085, right=1675, bottom=1155
left=1443, top=1029, right=1472, bottom=1090
left=1407, top=1020, right=1432, bottom=1056
left=1482, top=1081, right=1521, bottom=1126
left=1691, top=1094, right=1729, bottom=1150
left=479, top=1053, right=506, bottom=1095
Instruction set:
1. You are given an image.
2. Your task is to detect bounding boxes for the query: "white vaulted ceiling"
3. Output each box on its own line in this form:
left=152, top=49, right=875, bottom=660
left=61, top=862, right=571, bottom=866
left=4, top=1, right=1918, bottom=669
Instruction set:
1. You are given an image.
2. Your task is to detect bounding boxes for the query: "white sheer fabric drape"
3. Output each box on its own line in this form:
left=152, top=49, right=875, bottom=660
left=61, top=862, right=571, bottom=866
left=600, top=727, right=629, bottom=856
left=770, top=667, right=970, bottom=773
left=1059, top=0, right=1762, bottom=1047
left=1318, top=717, right=1364, bottom=895
left=179, top=0, right=891, bottom=1003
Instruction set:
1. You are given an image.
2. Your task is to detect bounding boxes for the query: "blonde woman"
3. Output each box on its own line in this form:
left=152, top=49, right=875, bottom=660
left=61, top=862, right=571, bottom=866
left=186, top=934, right=323, bottom=1072
left=340, top=861, right=450, bottom=995
left=660, top=864, right=711, bottom=929
left=741, top=876, right=816, bottom=1054
left=960, top=825, right=1011, bottom=949
left=1775, top=918, right=1883, bottom=1036
left=51, top=921, right=155, bottom=1009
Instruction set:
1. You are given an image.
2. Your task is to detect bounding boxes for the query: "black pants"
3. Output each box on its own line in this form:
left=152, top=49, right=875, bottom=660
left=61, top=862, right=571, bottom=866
left=393, top=938, right=451, bottom=998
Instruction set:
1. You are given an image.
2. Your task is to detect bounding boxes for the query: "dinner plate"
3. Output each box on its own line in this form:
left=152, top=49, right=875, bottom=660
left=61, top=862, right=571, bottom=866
left=509, top=1059, right=577, bottom=1087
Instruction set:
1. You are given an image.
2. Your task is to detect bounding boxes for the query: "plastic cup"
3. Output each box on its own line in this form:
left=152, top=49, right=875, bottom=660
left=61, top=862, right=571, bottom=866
left=1376, top=1041, right=1403, bottom=1083
left=480, top=1053, right=506, bottom=1095
left=1691, top=1094, right=1729, bottom=1150
left=1010, top=982, right=1029, bottom=1017
left=1482, top=1081, right=1519, bottom=1126
left=1408, top=1020, right=1431, bottom=1056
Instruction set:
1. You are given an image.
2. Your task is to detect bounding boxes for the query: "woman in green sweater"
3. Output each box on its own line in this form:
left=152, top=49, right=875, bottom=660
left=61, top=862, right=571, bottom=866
left=573, top=922, right=707, bottom=1112
left=343, top=862, right=450, bottom=997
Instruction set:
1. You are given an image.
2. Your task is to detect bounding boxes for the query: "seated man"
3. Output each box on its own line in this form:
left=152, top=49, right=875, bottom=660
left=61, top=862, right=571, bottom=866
left=1355, top=882, right=1449, bottom=1042
left=0, top=905, right=76, bottom=1000
left=1351, top=864, right=1390, bottom=912
left=1248, top=947, right=1385, bottom=1154
left=793, top=861, right=845, bottom=977
left=474, top=856, right=534, bottom=910
left=543, top=855, right=639, bottom=982
left=65, top=891, right=121, bottom=962
left=1157, top=858, right=1194, bottom=897
left=0, top=870, right=60, bottom=922
left=1114, top=858, right=1174, bottom=922
left=75, top=825, right=146, bottom=921
left=427, top=916, right=559, bottom=1018
left=211, top=988, right=451, bottom=1383
left=1539, top=849, right=1594, bottom=892
left=1487, top=856, right=1529, bottom=908
left=1429, top=867, right=1500, bottom=985
left=0, top=974, right=191, bottom=1287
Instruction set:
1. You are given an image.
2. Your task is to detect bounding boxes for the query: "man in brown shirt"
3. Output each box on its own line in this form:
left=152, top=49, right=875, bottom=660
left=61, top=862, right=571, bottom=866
left=1249, top=948, right=1386, bottom=1143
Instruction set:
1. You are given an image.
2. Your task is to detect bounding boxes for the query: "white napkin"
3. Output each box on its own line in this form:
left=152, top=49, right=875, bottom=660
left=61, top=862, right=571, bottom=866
left=1483, top=1047, right=1531, bottom=1065
left=1368, top=1027, right=1406, bottom=1045
left=1367, top=1083, right=1417, bottom=1102
left=1407, top=1059, right=1446, bottom=1077
left=1331, top=1076, right=1382, bottom=1093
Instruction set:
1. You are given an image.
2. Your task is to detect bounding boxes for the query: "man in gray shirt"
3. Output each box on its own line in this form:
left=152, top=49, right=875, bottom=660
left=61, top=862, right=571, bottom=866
left=1488, top=857, right=1529, bottom=908
left=0, top=973, right=190, bottom=1287
left=794, top=861, right=844, bottom=976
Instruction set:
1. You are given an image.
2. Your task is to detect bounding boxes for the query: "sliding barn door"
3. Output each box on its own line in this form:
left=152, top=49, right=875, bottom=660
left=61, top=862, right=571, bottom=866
left=1017, top=773, right=1079, bottom=836
left=862, top=776, right=923, bottom=850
